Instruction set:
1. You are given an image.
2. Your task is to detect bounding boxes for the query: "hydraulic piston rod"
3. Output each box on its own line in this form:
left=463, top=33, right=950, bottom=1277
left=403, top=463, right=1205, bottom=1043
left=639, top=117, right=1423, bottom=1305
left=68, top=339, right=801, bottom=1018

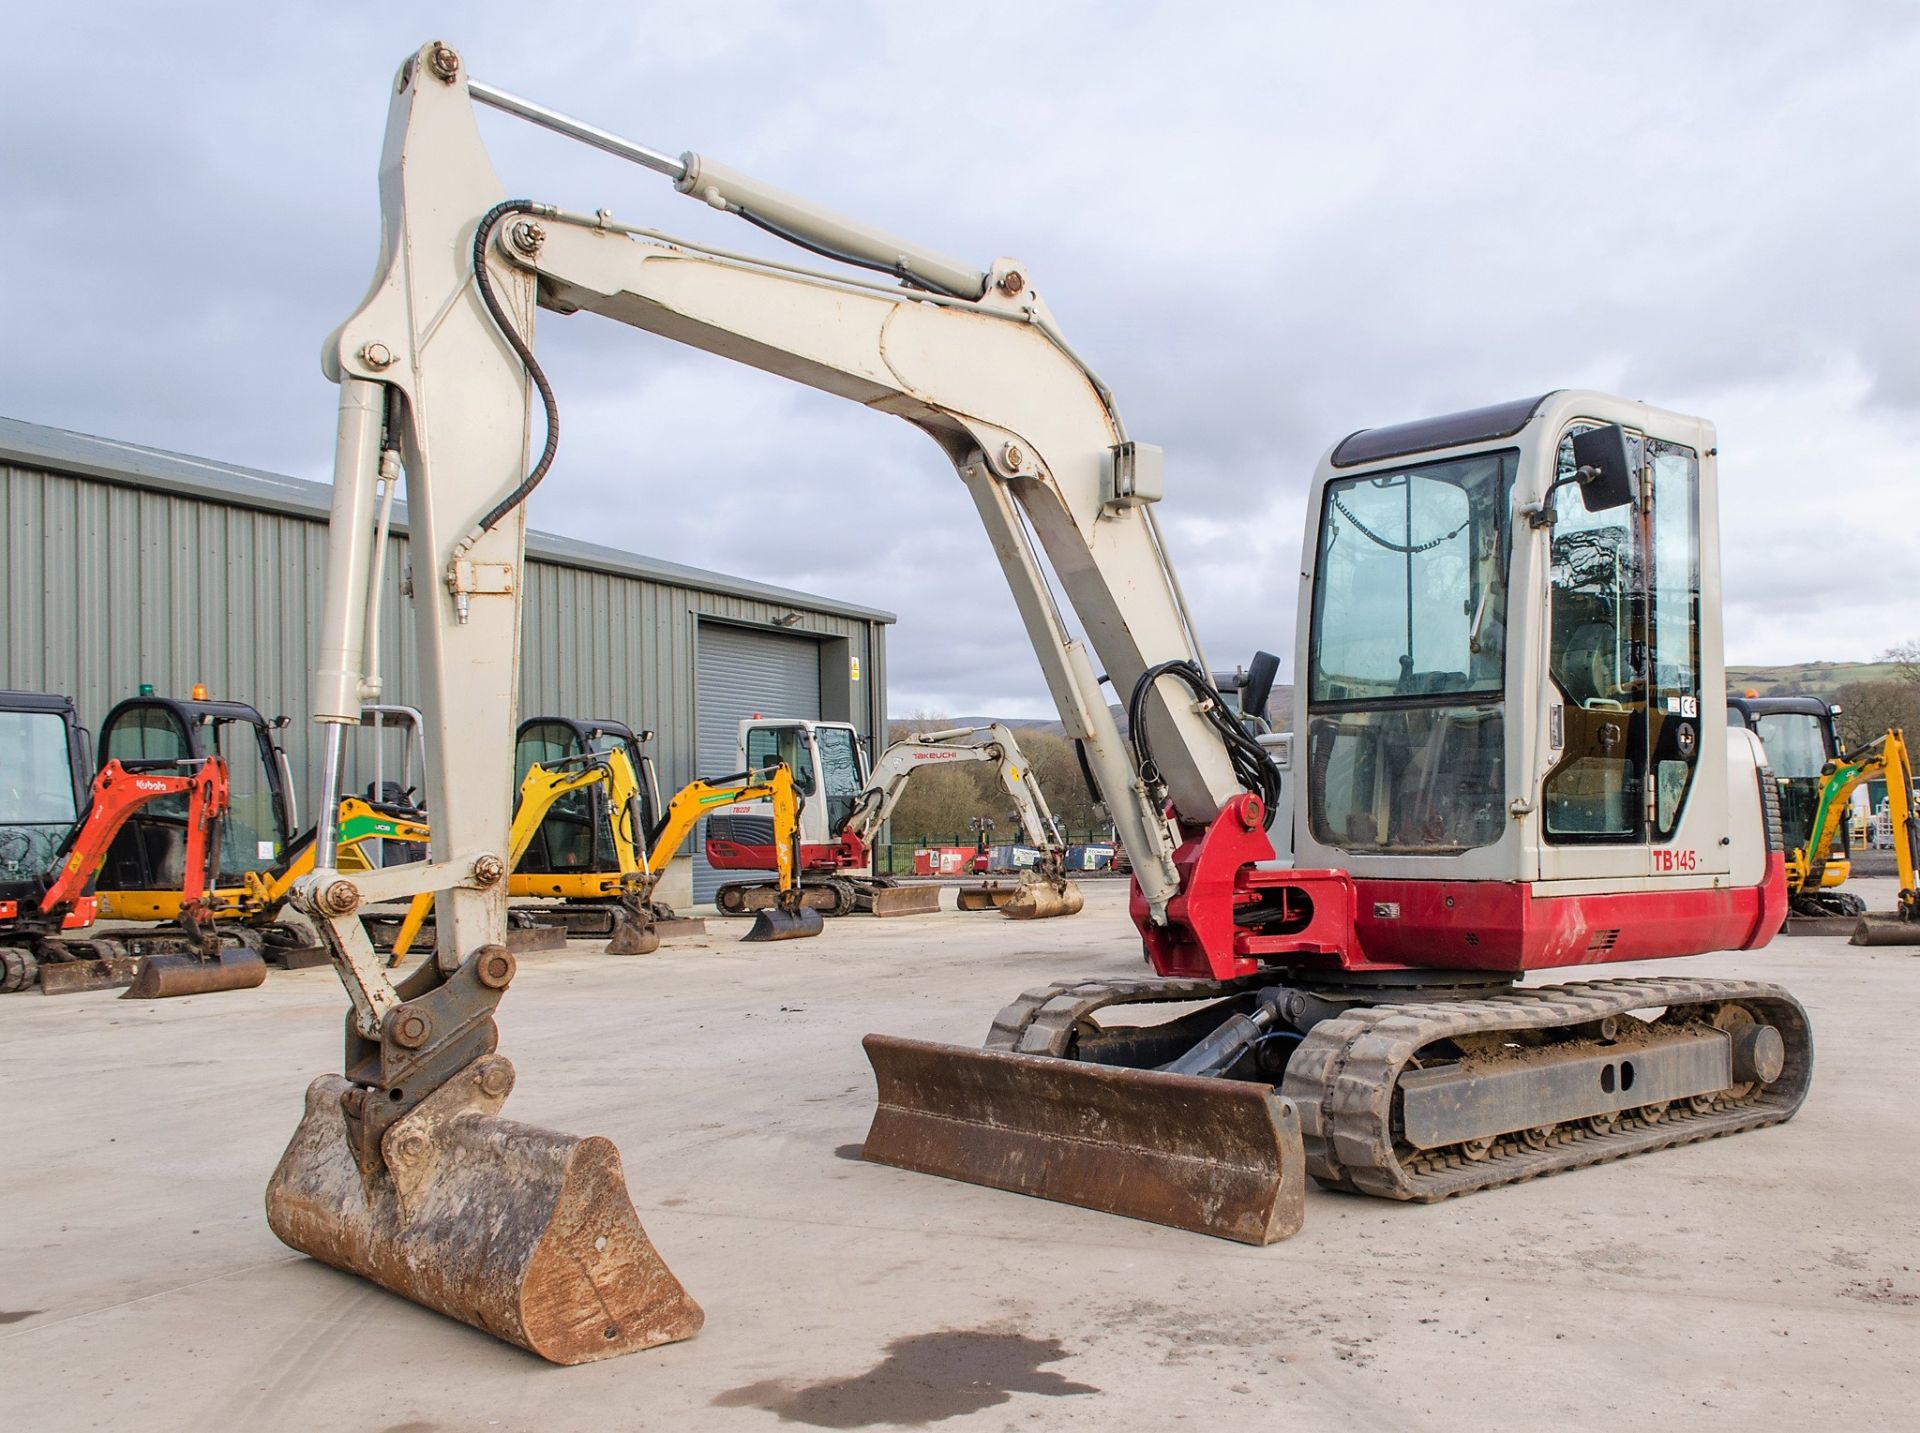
left=468, top=78, right=988, bottom=298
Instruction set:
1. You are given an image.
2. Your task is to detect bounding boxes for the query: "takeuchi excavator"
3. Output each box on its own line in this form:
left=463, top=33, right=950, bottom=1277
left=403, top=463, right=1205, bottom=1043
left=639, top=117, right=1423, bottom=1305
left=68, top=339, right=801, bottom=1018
left=268, top=42, right=1809, bottom=1365
left=707, top=718, right=1082, bottom=918
left=706, top=717, right=940, bottom=917
left=855, top=723, right=1083, bottom=918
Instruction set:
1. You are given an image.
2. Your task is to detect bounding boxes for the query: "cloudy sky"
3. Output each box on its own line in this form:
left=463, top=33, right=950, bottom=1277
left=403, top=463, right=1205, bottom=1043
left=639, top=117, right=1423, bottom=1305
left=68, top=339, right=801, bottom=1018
left=7, top=3, right=1916, bottom=717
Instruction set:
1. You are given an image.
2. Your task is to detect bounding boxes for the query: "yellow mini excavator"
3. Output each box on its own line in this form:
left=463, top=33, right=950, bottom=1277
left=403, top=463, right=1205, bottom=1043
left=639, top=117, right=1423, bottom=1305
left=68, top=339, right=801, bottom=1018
left=506, top=716, right=703, bottom=941
left=1793, top=729, right=1919, bottom=945
left=383, top=754, right=819, bottom=959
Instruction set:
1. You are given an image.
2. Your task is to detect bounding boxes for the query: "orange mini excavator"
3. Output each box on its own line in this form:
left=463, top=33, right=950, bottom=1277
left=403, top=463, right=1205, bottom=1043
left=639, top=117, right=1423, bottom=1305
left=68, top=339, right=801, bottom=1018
left=1, top=737, right=262, bottom=997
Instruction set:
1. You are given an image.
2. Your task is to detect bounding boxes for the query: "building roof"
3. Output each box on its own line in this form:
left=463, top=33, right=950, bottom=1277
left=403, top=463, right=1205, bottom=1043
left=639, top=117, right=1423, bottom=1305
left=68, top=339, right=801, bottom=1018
left=0, top=415, right=895, bottom=624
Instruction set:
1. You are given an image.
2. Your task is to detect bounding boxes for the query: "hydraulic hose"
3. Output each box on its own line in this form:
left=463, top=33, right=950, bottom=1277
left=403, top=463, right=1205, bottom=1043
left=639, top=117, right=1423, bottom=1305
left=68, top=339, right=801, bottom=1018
left=1128, top=660, right=1283, bottom=819
left=468, top=200, right=561, bottom=539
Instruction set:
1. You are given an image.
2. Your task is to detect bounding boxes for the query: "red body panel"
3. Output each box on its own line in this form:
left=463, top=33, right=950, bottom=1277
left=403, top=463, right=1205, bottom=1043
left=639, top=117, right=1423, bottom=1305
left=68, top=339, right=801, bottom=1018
left=1130, top=799, right=1790, bottom=982
left=1348, top=855, right=1786, bottom=972
left=705, top=834, right=867, bottom=875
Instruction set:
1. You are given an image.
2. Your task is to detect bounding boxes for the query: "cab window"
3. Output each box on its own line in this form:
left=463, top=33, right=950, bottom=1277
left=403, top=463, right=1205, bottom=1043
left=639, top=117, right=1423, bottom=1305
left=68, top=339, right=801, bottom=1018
left=746, top=726, right=815, bottom=795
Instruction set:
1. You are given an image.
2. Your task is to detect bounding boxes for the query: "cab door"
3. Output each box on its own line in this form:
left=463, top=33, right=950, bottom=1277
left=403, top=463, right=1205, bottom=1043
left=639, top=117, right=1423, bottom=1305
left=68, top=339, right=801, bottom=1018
left=1537, top=427, right=1718, bottom=883
left=513, top=720, right=599, bottom=873
left=97, top=704, right=197, bottom=892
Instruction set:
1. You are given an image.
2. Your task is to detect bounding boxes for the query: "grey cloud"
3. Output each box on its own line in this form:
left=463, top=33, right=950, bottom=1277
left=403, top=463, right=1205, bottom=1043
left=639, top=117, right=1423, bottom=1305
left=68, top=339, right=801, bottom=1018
left=4, top=2, right=1916, bottom=721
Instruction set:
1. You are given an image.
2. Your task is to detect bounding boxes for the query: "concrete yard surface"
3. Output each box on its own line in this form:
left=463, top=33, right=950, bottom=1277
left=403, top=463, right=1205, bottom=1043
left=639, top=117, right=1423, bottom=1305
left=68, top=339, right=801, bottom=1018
left=3, top=881, right=1917, bottom=1431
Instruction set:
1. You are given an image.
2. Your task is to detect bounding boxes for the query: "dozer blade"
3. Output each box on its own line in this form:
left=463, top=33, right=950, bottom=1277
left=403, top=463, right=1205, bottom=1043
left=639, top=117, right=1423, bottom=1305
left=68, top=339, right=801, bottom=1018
left=37, top=956, right=141, bottom=996
left=743, top=906, right=825, bottom=942
left=860, top=1034, right=1305, bottom=1245
left=1851, top=917, right=1920, bottom=947
left=266, top=1056, right=703, bottom=1365
left=999, top=881, right=1085, bottom=921
left=123, top=948, right=269, bottom=999
left=865, top=884, right=942, bottom=918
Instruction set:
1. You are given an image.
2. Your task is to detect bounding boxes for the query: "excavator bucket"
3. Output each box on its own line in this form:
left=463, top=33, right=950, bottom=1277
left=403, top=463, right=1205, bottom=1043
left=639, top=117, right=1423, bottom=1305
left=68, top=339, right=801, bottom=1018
left=123, top=947, right=269, bottom=999
left=1850, top=917, right=1920, bottom=947
left=743, top=905, right=825, bottom=942
left=955, top=881, right=1014, bottom=911
left=605, top=913, right=661, bottom=955
left=265, top=1055, right=703, bottom=1365
left=957, top=878, right=1084, bottom=918
left=860, top=1034, right=1306, bottom=1245
left=999, top=881, right=1085, bottom=920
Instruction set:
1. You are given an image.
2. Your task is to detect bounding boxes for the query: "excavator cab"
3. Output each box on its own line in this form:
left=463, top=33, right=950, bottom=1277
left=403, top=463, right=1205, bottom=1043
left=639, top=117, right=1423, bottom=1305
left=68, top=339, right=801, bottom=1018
left=514, top=716, right=659, bottom=873
left=0, top=692, right=91, bottom=923
left=1728, top=694, right=1853, bottom=912
left=95, top=694, right=298, bottom=905
left=708, top=720, right=832, bottom=880
left=91, top=693, right=294, bottom=994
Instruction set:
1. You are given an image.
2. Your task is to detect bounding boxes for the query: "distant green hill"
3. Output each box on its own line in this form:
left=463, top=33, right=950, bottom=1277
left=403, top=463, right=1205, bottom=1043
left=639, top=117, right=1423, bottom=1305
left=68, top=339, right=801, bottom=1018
left=1726, top=661, right=1905, bottom=698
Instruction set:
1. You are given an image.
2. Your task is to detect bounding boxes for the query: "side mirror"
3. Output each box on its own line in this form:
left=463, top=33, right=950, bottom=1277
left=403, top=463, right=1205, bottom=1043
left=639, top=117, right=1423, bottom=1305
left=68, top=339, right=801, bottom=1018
left=1570, top=424, right=1636, bottom=512
left=1240, top=650, right=1281, bottom=725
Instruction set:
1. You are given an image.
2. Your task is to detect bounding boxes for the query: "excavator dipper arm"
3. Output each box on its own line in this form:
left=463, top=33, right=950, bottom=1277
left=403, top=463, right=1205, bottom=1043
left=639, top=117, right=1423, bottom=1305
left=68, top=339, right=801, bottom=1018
left=35, top=759, right=227, bottom=917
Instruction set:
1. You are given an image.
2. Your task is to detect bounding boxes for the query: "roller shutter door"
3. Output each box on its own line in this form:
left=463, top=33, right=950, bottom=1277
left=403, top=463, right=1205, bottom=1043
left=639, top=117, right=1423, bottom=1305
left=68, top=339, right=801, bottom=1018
left=693, top=622, right=822, bottom=901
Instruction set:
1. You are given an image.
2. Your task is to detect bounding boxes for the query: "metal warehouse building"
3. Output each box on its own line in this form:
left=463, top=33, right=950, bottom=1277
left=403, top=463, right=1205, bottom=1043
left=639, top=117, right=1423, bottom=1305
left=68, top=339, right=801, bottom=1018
left=0, top=416, right=892, bottom=904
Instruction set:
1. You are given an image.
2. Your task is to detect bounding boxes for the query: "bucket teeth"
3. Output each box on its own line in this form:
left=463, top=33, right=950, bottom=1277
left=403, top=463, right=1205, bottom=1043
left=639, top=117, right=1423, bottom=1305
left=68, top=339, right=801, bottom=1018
left=266, top=1057, right=703, bottom=1364
left=860, top=1033, right=1305, bottom=1245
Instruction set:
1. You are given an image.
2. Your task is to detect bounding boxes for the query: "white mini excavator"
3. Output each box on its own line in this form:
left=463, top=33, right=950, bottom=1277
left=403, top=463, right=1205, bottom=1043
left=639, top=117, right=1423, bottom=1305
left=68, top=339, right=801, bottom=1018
left=268, top=42, right=1808, bottom=1365
left=706, top=718, right=1083, bottom=919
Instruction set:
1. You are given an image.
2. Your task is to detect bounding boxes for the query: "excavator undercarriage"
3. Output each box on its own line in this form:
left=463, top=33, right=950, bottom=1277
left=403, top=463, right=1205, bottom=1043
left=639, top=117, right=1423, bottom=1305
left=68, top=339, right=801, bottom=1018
left=869, top=968, right=1809, bottom=1239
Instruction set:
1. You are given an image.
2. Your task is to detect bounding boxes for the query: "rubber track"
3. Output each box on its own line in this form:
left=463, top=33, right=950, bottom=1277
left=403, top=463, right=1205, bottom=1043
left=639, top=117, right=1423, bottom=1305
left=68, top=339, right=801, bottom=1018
left=978, top=973, right=1814, bottom=1205
left=1282, top=976, right=1814, bottom=1201
left=984, top=975, right=1259, bottom=1055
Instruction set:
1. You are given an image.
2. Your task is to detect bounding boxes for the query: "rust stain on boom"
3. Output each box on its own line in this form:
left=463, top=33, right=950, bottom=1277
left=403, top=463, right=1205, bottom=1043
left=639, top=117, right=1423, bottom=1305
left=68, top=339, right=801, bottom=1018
left=860, top=1034, right=1305, bottom=1245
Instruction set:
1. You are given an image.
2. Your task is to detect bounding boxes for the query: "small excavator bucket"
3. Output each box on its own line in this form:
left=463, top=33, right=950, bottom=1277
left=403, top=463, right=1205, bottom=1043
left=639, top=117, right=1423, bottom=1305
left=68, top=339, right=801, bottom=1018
left=605, top=915, right=661, bottom=955
left=860, top=1034, right=1305, bottom=1245
left=957, top=874, right=1085, bottom=918
left=123, top=947, right=269, bottom=999
left=266, top=1056, right=703, bottom=1365
left=1851, top=916, right=1920, bottom=947
left=743, top=905, right=825, bottom=942
left=955, top=880, right=1016, bottom=911
left=998, top=880, right=1085, bottom=920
